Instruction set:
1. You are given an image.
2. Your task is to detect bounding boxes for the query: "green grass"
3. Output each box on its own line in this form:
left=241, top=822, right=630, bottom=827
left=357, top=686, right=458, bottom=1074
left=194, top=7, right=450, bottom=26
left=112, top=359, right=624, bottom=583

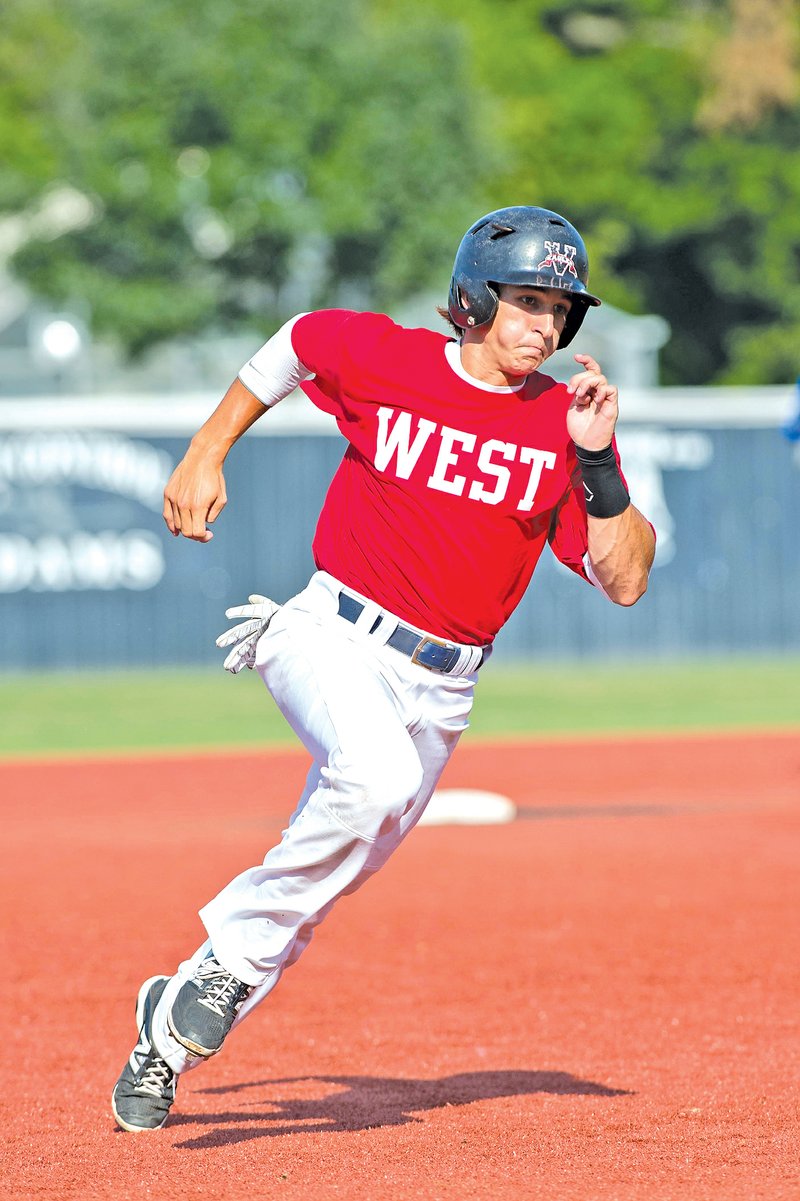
left=1, top=656, right=799, bottom=759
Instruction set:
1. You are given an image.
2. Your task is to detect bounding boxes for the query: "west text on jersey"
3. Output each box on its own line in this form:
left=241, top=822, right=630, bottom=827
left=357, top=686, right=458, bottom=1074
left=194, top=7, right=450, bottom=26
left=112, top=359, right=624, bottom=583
left=374, top=407, right=557, bottom=511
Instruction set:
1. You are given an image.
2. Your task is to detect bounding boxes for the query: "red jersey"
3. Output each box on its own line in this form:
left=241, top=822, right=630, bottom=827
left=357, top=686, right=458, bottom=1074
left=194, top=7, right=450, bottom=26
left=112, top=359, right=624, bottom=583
left=291, top=309, right=604, bottom=646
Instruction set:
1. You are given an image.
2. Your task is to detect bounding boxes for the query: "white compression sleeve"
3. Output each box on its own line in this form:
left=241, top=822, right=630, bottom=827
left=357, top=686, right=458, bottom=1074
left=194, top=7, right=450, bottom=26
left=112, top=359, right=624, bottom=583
left=238, top=313, right=313, bottom=407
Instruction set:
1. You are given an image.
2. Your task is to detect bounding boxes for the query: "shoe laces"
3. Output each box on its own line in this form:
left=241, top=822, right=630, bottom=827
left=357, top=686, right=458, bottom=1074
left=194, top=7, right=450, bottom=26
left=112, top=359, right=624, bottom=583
left=194, top=957, right=251, bottom=1017
left=136, top=1052, right=174, bottom=1099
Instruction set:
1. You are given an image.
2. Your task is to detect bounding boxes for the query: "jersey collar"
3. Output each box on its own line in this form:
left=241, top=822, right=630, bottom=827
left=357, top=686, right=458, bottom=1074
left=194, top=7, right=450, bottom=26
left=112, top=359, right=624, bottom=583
left=444, top=340, right=527, bottom=394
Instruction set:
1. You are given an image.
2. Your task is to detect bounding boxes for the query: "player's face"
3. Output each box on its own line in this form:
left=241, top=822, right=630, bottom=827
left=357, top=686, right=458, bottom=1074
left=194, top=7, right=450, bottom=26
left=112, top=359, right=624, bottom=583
left=462, top=285, right=572, bottom=386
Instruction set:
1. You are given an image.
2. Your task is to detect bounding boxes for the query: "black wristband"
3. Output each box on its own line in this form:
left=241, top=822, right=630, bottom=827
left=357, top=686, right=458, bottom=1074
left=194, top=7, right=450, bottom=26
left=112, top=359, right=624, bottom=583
left=574, top=444, right=630, bottom=518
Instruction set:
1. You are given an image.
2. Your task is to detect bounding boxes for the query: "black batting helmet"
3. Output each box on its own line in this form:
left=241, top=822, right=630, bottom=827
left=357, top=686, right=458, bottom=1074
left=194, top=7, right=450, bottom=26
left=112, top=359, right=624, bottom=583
left=448, top=205, right=601, bottom=348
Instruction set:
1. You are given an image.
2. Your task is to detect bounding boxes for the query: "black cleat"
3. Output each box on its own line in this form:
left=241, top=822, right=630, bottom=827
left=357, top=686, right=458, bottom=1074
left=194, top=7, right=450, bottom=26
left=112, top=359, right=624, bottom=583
left=167, top=953, right=253, bottom=1058
left=111, top=976, right=177, bottom=1132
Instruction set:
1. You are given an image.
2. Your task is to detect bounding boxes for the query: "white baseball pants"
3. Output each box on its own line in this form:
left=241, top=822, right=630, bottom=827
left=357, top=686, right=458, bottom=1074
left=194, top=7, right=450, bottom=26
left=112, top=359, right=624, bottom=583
left=151, top=571, right=482, bottom=1074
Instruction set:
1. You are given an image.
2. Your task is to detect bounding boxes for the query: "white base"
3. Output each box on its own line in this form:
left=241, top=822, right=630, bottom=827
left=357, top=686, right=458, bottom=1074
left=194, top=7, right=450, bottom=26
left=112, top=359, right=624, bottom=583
left=418, top=788, right=517, bottom=827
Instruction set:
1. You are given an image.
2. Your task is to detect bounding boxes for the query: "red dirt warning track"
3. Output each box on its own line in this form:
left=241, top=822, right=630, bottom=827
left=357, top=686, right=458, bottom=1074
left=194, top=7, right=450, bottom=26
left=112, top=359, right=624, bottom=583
left=2, top=730, right=798, bottom=1201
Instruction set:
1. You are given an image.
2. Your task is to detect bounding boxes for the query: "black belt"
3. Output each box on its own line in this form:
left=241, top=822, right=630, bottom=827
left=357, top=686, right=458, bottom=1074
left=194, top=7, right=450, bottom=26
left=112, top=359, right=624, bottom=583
left=337, top=592, right=482, bottom=675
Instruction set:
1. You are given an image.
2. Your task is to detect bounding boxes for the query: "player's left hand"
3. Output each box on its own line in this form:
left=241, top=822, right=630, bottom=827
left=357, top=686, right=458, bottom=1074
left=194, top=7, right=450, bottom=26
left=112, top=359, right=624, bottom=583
left=566, top=354, right=619, bottom=451
left=215, top=594, right=280, bottom=673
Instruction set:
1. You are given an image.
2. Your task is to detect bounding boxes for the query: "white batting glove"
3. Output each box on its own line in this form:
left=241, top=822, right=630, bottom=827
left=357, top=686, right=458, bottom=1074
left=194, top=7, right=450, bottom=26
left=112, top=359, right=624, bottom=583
left=215, top=594, right=281, bottom=674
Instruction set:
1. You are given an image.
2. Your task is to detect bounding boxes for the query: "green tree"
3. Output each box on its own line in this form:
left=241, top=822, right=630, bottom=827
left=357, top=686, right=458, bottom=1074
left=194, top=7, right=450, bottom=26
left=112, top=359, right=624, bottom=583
left=5, top=0, right=799, bottom=384
left=427, top=0, right=800, bottom=385
left=1, top=0, right=485, bottom=355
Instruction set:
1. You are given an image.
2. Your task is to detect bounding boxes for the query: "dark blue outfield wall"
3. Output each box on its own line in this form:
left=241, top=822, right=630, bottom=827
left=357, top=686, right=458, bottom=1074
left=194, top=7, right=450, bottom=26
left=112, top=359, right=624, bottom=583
left=0, top=386, right=798, bottom=670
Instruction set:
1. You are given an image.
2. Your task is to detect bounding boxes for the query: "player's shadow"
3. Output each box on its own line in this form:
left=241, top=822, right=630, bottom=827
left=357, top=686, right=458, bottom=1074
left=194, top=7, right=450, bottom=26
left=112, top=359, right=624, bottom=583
left=171, top=1069, right=631, bottom=1149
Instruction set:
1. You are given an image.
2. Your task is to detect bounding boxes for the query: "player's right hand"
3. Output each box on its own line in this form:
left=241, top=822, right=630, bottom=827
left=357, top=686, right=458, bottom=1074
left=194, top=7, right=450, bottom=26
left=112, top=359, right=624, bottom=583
left=216, top=594, right=281, bottom=672
left=163, top=454, right=227, bottom=542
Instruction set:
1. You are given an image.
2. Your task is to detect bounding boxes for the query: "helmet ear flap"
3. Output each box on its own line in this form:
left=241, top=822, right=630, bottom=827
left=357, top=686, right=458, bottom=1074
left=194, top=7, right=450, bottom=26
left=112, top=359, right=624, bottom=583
left=484, top=280, right=500, bottom=319
left=558, top=297, right=589, bottom=349
left=448, top=276, right=500, bottom=330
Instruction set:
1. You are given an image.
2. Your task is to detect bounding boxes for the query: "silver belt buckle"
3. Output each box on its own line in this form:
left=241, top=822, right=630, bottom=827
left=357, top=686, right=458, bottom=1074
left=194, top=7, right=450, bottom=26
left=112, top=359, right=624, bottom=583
left=411, top=635, right=452, bottom=671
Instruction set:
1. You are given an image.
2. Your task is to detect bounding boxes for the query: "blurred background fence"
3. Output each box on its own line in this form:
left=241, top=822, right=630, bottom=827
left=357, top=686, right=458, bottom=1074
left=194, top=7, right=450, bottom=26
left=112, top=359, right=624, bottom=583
left=1, top=383, right=797, bottom=670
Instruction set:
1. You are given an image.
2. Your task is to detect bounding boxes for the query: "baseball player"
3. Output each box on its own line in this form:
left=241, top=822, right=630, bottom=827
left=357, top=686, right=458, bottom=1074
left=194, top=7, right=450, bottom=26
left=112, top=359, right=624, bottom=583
left=112, top=205, right=655, bottom=1132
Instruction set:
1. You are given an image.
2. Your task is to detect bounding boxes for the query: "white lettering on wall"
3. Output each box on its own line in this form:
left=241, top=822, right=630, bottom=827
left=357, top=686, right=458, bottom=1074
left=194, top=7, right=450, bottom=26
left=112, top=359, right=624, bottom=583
left=0, top=431, right=174, bottom=593
left=615, top=428, right=713, bottom=565
left=0, top=432, right=172, bottom=509
left=0, top=531, right=164, bottom=593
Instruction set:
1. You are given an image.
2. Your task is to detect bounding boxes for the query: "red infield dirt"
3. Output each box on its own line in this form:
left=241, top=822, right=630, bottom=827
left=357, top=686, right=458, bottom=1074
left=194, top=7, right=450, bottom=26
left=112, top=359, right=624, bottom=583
left=2, top=730, right=799, bottom=1201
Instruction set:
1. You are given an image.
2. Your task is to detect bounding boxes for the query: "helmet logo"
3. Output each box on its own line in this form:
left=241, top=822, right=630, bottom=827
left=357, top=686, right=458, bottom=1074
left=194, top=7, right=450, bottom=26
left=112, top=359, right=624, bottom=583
left=537, top=241, right=578, bottom=279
